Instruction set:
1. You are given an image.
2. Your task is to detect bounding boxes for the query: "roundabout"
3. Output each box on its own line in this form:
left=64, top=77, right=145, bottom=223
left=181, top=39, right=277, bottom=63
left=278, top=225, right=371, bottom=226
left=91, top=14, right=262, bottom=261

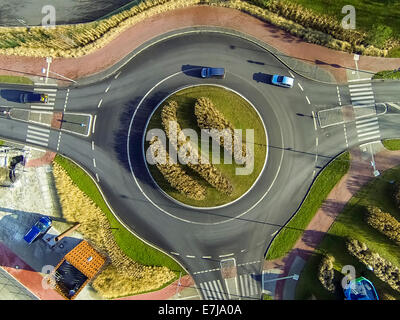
left=143, top=84, right=268, bottom=208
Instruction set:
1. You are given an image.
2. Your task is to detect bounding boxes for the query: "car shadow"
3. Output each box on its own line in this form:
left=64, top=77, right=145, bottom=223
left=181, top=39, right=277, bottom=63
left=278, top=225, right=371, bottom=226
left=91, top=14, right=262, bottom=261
left=0, top=89, right=28, bottom=103
left=253, top=72, right=272, bottom=84
left=181, top=64, right=203, bottom=78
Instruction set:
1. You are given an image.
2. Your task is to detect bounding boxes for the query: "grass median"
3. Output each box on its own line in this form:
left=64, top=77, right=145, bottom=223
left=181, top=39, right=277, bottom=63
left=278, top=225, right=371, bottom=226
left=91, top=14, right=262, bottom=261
left=295, top=165, right=400, bottom=300
left=265, top=152, right=350, bottom=260
left=53, top=154, right=185, bottom=273
left=0, top=75, right=33, bottom=85
left=382, top=139, right=400, bottom=151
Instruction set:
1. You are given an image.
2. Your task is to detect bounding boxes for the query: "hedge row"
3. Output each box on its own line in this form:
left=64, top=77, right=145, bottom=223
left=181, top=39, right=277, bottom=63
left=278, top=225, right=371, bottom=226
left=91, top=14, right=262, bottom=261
left=149, top=136, right=206, bottom=200
left=161, top=100, right=233, bottom=195
left=194, top=97, right=251, bottom=165
left=318, top=255, right=336, bottom=293
left=366, top=206, right=400, bottom=245
left=346, top=238, right=400, bottom=292
left=0, top=0, right=394, bottom=57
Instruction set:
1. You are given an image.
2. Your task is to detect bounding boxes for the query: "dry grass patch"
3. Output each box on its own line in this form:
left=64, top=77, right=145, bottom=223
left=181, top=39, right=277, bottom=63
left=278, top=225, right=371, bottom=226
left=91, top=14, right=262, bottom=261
left=52, top=162, right=176, bottom=299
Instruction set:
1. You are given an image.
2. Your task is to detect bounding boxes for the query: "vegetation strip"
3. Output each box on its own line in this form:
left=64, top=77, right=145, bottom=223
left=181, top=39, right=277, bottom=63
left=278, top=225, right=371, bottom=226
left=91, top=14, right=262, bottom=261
left=295, top=164, right=400, bottom=300
left=266, top=152, right=350, bottom=260
left=53, top=155, right=185, bottom=272
left=0, top=0, right=398, bottom=58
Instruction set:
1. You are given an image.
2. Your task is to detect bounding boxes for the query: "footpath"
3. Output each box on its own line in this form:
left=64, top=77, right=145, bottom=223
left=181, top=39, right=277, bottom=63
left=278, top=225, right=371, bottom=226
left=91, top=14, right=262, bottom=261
left=1, top=5, right=400, bottom=300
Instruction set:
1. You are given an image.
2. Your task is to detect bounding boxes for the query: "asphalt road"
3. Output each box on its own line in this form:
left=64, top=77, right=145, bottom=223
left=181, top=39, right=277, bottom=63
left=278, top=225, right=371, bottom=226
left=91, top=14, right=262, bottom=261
left=0, top=31, right=399, bottom=300
left=0, top=0, right=133, bottom=26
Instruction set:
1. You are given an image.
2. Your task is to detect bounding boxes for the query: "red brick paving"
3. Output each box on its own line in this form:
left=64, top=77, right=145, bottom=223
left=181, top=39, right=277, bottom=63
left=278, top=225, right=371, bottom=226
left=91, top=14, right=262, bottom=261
left=272, top=148, right=400, bottom=300
left=1, top=5, right=400, bottom=300
left=0, top=242, right=64, bottom=300
left=0, top=6, right=399, bottom=84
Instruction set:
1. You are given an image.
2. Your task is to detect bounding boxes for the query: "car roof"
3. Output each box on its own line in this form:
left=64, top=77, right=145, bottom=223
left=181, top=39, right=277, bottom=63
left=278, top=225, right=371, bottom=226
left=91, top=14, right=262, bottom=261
left=282, top=76, right=294, bottom=85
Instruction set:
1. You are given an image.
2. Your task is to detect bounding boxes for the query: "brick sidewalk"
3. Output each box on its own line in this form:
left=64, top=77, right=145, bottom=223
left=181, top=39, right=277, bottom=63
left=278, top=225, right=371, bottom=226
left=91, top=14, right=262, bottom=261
left=272, top=147, right=400, bottom=300
left=0, top=6, right=399, bottom=84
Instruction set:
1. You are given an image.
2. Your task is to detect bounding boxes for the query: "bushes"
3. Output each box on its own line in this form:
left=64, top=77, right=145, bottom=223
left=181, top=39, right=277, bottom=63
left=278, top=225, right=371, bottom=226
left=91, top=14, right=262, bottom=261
left=366, top=206, right=400, bottom=245
left=346, top=238, right=400, bottom=293
left=0, top=0, right=395, bottom=57
left=160, top=100, right=233, bottom=195
left=53, top=162, right=176, bottom=298
left=194, top=97, right=252, bottom=165
left=318, top=255, right=336, bottom=293
left=148, top=136, right=206, bottom=200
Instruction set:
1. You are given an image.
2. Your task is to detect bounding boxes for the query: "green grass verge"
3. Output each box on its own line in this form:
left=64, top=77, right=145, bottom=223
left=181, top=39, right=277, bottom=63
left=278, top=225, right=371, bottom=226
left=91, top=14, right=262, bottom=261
left=0, top=75, right=33, bottom=85
left=373, top=70, right=400, bottom=80
left=53, top=154, right=185, bottom=274
left=145, top=85, right=267, bottom=207
left=382, top=139, right=400, bottom=151
left=265, top=152, right=350, bottom=260
left=289, top=0, right=400, bottom=38
left=295, top=165, right=400, bottom=300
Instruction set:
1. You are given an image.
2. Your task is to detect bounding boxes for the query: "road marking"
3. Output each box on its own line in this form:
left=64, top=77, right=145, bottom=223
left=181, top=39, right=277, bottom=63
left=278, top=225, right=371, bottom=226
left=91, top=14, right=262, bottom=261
left=297, top=83, right=303, bottom=91
left=305, top=96, right=311, bottom=104
left=26, top=138, right=48, bottom=147
left=358, top=134, right=381, bottom=142
left=114, top=71, right=121, bottom=79
left=202, top=256, right=212, bottom=259
left=34, top=82, right=57, bottom=87
left=343, top=124, right=349, bottom=148
left=170, top=252, right=180, bottom=256
left=57, top=132, right=62, bottom=151
left=92, top=115, right=97, bottom=134
left=348, top=77, right=372, bottom=82
left=96, top=173, right=100, bottom=182
left=312, top=111, right=317, bottom=131
left=270, top=230, right=278, bottom=237
left=351, top=95, right=375, bottom=101
left=26, top=134, right=48, bottom=142
left=27, top=130, right=49, bottom=138
left=30, top=105, right=54, bottom=110
left=219, top=253, right=234, bottom=258
left=97, top=99, right=103, bottom=108
left=186, top=255, right=195, bottom=258
left=34, top=88, right=57, bottom=92
left=350, top=91, right=375, bottom=96
left=348, top=83, right=372, bottom=88
left=358, top=130, right=380, bottom=137
left=356, top=117, right=378, bottom=124
left=289, top=71, right=295, bottom=78
left=92, top=141, right=95, bottom=150
left=105, top=85, right=111, bottom=93
left=28, top=125, right=50, bottom=133
left=356, top=121, right=379, bottom=128
left=357, top=126, right=379, bottom=133
left=93, top=158, right=97, bottom=168
left=315, top=136, right=319, bottom=147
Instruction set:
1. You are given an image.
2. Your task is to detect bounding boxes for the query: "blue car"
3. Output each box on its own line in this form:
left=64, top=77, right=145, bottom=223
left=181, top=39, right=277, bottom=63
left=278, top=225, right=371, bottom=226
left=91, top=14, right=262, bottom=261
left=23, top=216, right=52, bottom=244
left=271, top=75, right=294, bottom=88
left=201, top=67, right=225, bottom=79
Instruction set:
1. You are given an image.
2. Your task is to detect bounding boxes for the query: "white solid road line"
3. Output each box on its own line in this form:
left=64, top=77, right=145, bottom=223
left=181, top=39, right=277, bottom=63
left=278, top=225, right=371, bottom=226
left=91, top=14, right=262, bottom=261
left=26, top=138, right=48, bottom=147
left=358, top=130, right=380, bottom=137
left=30, top=105, right=54, bottom=110
left=351, top=91, right=374, bottom=96
left=348, top=83, right=372, bottom=88
left=351, top=95, right=374, bottom=101
left=357, top=126, right=379, bottom=133
left=349, top=87, right=372, bottom=92
left=28, top=125, right=50, bottom=133
left=356, top=117, right=378, bottom=124
left=34, top=88, right=57, bottom=92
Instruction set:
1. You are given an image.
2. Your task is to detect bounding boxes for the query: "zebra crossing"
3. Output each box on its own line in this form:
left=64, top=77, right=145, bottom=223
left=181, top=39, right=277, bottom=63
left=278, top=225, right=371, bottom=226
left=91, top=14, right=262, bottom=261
left=31, top=82, right=58, bottom=111
left=26, top=125, right=50, bottom=147
left=199, top=280, right=227, bottom=300
left=198, top=273, right=260, bottom=300
left=348, top=81, right=381, bottom=143
left=238, top=273, right=259, bottom=298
